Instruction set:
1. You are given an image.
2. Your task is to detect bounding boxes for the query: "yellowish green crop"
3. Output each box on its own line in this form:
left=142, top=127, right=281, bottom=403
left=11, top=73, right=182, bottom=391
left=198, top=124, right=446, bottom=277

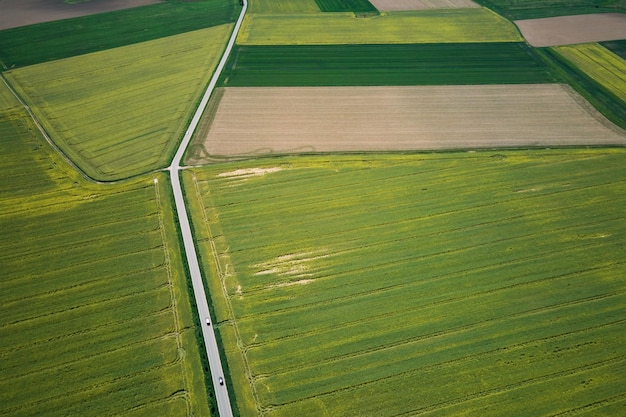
left=249, top=0, right=320, bottom=14
left=4, top=24, right=233, bottom=181
left=553, top=43, right=626, bottom=104
left=237, top=8, right=523, bottom=45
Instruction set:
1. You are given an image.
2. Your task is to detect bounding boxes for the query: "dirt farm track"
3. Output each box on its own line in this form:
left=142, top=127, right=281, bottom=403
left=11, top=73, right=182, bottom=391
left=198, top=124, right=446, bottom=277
left=187, top=85, right=626, bottom=162
left=0, top=0, right=161, bottom=30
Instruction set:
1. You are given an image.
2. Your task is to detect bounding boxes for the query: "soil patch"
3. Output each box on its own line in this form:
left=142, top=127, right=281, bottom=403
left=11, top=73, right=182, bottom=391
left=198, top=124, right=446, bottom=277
left=0, top=0, right=162, bottom=30
left=189, top=85, right=626, bottom=161
left=515, top=13, right=626, bottom=47
left=369, top=0, right=479, bottom=11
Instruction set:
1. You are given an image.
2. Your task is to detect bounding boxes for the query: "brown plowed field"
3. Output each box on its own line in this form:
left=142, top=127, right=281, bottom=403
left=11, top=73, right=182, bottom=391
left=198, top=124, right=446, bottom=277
left=515, top=13, right=626, bottom=47
left=187, top=85, right=626, bottom=162
left=0, top=0, right=161, bottom=30
left=369, top=0, right=479, bottom=10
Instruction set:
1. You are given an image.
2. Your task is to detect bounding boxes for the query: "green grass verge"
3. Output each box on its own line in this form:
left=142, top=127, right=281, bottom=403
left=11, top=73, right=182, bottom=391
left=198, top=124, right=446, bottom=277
left=0, top=99, right=211, bottom=415
left=474, top=0, right=626, bottom=19
left=186, top=150, right=626, bottom=416
left=219, top=42, right=558, bottom=86
left=314, top=0, right=378, bottom=13
left=236, top=8, right=523, bottom=45
left=4, top=25, right=233, bottom=181
left=0, top=0, right=239, bottom=68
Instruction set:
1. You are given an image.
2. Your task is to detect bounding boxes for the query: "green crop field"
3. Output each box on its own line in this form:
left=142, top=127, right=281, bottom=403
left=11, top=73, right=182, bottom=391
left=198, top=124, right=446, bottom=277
left=219, top=43, right=558, bottom=86
left=0, top=0, right=240, bottom=68
left=236, top=8, right=523, bottom=44
left=475, top=0, right=626, bottom=19
left=602, top=40, right=626, bottom=59
left=0, top=91, right=211, bottom=415
left=553, top=43, right=626, bottom=104
left=249, top=0, right=320, bottom=13
left=314, top=0, right=378, bottom=13
left=4, top=24, right=232, bottom=181
left=185, top=151, right=626, bottom=416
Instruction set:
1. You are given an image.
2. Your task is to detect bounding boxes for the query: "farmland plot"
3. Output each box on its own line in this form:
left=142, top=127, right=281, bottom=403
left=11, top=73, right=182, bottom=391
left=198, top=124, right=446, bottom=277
left=0, top=104, right=209, bottom=415
left=249, top=0, right=320, bottom=14
left=515, top=13, right=626, bottom=47
left=4, top=24, right=232, bottom=181
left=185, top=150, right=626, bottom=416
left=475, top=0, right=626, bottom=19
left=236, top=8, right=523, bottom=45
left=370, top=0, right=480, bottom=11
left=218, top=43, right=556, bottom=87
left=553, top=43, right=626, bottom=104
left=186, top=85, right=625, bottom=163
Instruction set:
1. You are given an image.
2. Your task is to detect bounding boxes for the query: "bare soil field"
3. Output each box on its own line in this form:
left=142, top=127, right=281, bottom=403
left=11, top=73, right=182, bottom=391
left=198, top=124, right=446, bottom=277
left=369, top=0, right=479, bottom=11
left=187, top=85, right=626, bottom=162
left=515, top=13, right=626, bottom=47
left=0, top=0, right=161, bottom=30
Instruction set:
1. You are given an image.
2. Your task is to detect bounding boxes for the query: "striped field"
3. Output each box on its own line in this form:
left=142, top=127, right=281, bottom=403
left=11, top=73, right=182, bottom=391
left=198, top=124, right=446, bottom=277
left=236, top=8, right=523, bottom=45
left=4, top=24, right=232, bottom=181
left=0, top=83, right=210, bottom=416
left=185, top=151, right=626, bottom=416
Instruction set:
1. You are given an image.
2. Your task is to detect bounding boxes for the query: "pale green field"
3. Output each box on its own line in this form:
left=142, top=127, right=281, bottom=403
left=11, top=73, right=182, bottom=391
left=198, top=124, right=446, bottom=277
left=554, top=43, right=626, bottom=103
left=0, top=81, right=210, bottom=416
left=237, top=8, right=523, bottom=44
left=249, top=0, right=320, bottom=13
left=4, top=24, right=233, bottom=181
left=185, top=151, right=626, bottom=416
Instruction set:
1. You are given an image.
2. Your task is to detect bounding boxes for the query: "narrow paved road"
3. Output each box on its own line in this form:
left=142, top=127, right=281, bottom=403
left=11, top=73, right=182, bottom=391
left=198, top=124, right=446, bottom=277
left=168, top=2, right=247, bottom=416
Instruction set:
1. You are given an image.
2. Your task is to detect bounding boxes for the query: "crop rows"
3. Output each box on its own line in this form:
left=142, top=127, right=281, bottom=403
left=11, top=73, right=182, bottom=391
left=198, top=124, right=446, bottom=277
left=236, top=8, right=523, bottom=45
left=313, top=0, right=378, bottom=13
left=0, top=85, right=209, bottom=416
left=0, top=0, right=240, bottom=68
left=474, top=0, right=625, bottom=19
left=249, top=0, right=320, bottom=14
left=553, top=43, right=626, bottom=104
left=186, top=151, right=626, bottom=416
left=4, top=25, right=232, bottom=181
left=219, top=43, right=557, bottom=86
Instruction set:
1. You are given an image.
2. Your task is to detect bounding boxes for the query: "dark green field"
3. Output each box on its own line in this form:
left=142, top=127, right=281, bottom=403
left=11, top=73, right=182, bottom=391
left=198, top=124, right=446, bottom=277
left=314, top=0, right=378, bottom=13
left=475, top=0, right=626, bottom=19
left=219, top=43, right=558, bottom=86
left=0, top=0, right=240, bottom=68
left=602, top=39, right=626, bottom=59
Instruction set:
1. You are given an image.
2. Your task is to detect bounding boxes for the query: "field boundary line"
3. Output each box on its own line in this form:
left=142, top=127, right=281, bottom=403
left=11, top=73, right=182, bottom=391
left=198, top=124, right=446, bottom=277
left=153, top=177, right=191, bottom=417
left=191, top=172, right=264, bottom=415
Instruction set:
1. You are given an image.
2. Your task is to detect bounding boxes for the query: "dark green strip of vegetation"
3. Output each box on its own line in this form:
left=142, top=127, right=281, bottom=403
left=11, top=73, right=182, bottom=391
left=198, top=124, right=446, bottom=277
left=474, top=0, right=626, bottom=19
left=0, top=0, right=240, bottom=68
left=219, top=43, right=559, bottom=86
left=536, top=47, right=626, bottom=130
left=601, top=40, right=626, bottom=60
left=314, top=0, right=378, bottom=13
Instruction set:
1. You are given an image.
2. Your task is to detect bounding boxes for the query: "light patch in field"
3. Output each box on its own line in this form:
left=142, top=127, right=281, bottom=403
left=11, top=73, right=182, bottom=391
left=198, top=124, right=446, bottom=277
left=217, top=167, right=284, bottom=178
left=369, top=0, right=479, bottom=10
left=515, top=13, right=626, bottom=47
left=0, top=0, right=162, bottom=30
left=194, top=85, right=626, bottom=159
left=254, top=251, right=331, bottom=280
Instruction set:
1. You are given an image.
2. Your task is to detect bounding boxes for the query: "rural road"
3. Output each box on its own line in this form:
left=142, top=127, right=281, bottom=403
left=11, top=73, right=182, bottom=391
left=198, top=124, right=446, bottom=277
left=167, top=2, right=247, bottom=416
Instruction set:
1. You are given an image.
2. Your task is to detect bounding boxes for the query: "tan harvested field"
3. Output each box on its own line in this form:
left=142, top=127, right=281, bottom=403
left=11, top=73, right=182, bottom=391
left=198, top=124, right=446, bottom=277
left=186, top=85, right=626, bottom=162
left=0, top=0, right=161, bottom=30
left=369, top=0, right=479, bottom=10
left=515, top=13, right=626, bottom=47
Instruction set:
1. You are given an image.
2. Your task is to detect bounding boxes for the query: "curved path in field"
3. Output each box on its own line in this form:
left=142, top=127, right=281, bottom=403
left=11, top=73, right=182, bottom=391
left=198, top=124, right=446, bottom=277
left=167, top=2, right=247, bottom=416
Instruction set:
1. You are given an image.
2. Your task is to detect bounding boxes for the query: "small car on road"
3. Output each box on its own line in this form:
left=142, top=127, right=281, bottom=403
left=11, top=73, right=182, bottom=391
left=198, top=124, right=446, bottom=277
left=218, top=377, right=224, bottom=386
left=205, top=317, right=211, bottom=326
